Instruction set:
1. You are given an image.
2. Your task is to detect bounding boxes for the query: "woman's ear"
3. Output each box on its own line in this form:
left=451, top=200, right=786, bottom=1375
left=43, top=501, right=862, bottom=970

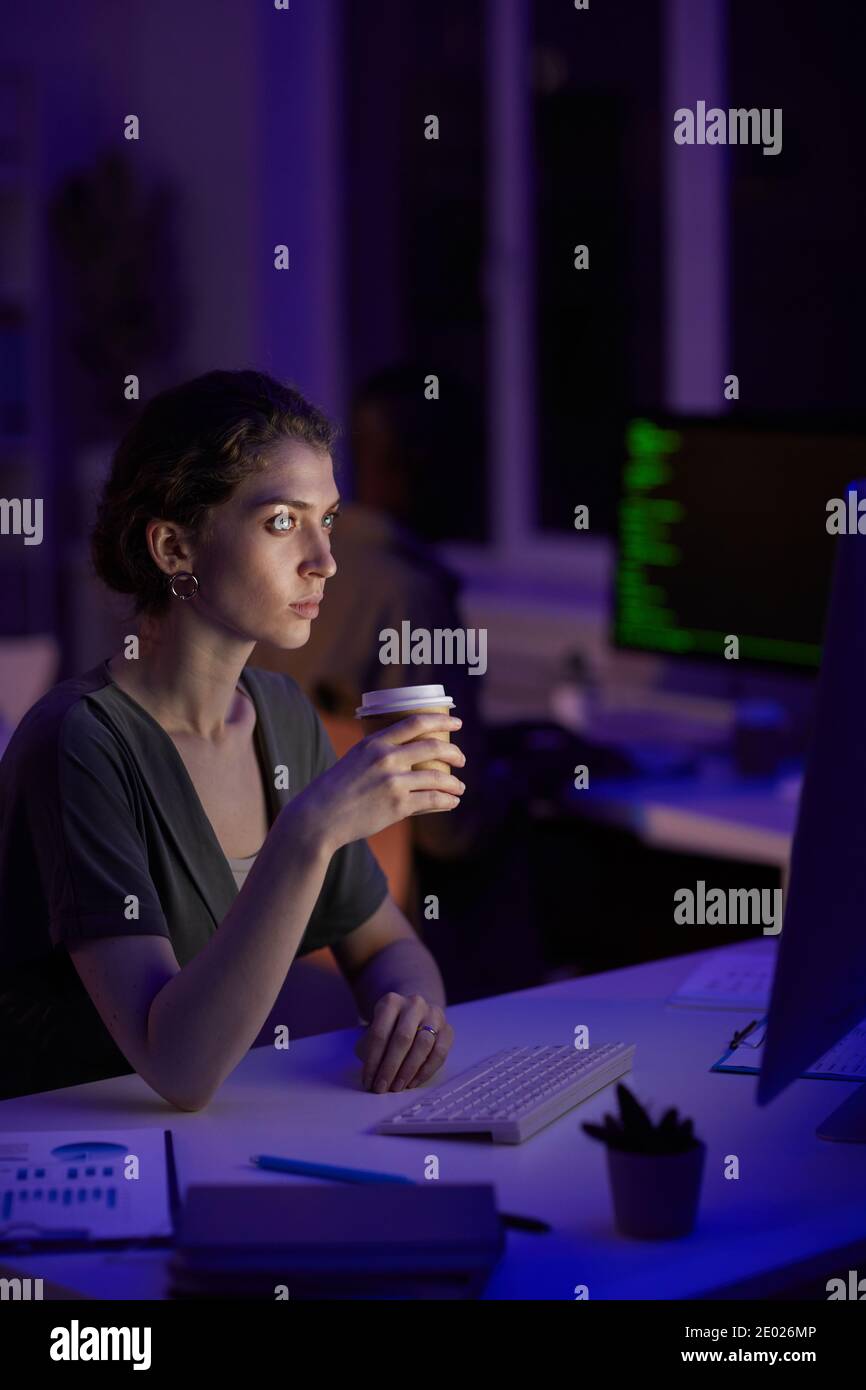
left=145, top=518, right=196, bottom=578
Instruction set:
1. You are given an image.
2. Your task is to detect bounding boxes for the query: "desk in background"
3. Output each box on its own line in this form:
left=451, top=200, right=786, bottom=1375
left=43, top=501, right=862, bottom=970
left=565, top=767, right=799, bottom=871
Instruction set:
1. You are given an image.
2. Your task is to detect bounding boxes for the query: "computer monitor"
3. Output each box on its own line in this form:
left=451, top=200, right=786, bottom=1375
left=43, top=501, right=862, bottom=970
left=757, top=484, right=866, bottom=1139
left=614, top=415, right=866, bottom=671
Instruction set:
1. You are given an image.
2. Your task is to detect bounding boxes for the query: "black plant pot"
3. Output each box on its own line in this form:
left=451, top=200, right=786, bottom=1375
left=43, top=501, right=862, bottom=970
left=606, top=1141, right=706, bottom=1239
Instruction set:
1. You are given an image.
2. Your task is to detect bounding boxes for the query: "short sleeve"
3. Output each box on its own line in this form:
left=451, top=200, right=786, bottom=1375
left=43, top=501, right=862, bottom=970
left=297, top=703, right=389, bottom=953
left=41, top=707, right=171, bottom=947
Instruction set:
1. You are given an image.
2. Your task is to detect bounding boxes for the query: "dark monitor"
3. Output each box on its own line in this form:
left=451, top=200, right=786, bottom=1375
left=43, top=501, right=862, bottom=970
left=757, top=484, right=866, bottom=1139
left=614, top=415, right=866, bottom=671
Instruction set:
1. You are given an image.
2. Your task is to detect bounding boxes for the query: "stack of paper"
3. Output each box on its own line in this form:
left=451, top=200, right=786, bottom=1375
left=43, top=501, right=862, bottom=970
left=668, top=945, right=777, bottom=1011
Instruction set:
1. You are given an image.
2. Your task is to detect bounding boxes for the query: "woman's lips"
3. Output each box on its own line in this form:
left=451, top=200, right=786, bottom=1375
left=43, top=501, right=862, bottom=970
left=289, top=601, right=321, bottom=619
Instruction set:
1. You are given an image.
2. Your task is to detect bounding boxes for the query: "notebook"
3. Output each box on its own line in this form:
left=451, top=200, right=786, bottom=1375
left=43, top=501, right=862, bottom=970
left=668, top=944, right=777, bottom=1011
left=168, top=1182, right=505, bottom=1299
left=0, top=1129, right=179, bottom=1252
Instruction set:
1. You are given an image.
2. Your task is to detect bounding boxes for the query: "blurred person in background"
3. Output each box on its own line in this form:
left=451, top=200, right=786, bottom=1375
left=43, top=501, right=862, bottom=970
left=252, top=365, right=513, bottom=867
left=252, top=366, right=545, bottom=1001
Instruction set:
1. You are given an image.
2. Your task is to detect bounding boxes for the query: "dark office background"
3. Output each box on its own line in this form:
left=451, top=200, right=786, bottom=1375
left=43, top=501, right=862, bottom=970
left=2, top=0, right=865, bottom=642
left=1, top=0, right=862, bottom=993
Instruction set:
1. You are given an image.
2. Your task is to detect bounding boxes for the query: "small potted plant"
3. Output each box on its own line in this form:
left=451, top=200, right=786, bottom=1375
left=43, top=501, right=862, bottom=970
left=582, top=1083, right=706, bottom=1239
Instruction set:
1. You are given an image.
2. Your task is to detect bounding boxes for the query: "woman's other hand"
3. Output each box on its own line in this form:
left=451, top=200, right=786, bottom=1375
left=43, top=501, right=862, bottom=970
left=354, top=992, right=454, bottom=1092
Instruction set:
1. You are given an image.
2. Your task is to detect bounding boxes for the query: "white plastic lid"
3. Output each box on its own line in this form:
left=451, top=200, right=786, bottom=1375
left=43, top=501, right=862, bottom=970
left=355, top=684, right=455, bottom=718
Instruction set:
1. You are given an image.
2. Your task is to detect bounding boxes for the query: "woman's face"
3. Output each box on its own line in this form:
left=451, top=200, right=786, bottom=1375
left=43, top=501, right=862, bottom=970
left=185, top=440, right=340, bottom=649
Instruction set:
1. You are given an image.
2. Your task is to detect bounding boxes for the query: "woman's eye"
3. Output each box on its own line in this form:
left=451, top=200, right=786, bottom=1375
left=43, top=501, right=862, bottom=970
left=324, top=512, right=339, bottom=531
left=268, top=513, right=295, bottom=533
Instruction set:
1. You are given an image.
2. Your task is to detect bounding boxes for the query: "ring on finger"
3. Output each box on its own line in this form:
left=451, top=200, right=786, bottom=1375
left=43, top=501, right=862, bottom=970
left=393, top=1022, right=439, bottom=1089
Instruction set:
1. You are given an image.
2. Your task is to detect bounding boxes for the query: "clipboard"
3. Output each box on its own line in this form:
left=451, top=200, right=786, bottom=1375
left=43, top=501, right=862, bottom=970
left=712, top=1016, right=866, bottom=1082
left=0, top=1129, right=180, bottom=1254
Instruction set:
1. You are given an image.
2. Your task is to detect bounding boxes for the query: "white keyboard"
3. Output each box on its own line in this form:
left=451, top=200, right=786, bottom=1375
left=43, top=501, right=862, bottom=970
left=374, top=1043, right=636, bottom=1144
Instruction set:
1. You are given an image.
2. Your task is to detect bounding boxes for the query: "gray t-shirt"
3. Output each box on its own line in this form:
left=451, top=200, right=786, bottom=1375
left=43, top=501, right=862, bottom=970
left=0, top=660, right=388, bottom=1098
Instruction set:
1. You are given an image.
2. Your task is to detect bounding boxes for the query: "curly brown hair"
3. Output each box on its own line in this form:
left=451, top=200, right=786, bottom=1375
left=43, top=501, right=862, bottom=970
left=91, top=369, right=339, bottom=615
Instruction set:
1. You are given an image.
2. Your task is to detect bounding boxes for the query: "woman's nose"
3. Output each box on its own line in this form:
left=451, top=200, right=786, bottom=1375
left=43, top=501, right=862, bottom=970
left=305, top=541, right=337, bottom=579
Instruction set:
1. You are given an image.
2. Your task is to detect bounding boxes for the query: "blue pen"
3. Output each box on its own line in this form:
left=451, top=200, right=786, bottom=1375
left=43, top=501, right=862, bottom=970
left=251, top=1155, right=414, bottom=1185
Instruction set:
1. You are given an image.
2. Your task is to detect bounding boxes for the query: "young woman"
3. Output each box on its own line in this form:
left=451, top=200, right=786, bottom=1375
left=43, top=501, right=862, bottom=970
left=0, top=370, right=465, bottom=1106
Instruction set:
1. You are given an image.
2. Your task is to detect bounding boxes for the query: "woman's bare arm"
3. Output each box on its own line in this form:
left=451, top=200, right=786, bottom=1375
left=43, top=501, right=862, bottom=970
left=69, top=713, right=465, bottom=1110
left=70, top=800, right=332, bottom=1110
left=331, top=894, right=446, bottom=1022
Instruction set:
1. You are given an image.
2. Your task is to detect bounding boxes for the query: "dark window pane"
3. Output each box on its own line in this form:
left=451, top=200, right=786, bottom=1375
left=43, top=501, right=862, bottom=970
left=532, top=0, right=663, bottom=537
left=344, top=0, right=487, bottom=543
left=728, top=0, right=866, bottom=413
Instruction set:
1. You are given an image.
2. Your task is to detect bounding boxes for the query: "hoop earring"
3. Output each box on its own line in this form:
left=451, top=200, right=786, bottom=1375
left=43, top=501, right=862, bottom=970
left=169, top=571, right=199, bottom=600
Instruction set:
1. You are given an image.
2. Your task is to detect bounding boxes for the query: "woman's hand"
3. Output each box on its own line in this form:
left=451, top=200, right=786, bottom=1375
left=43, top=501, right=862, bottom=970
left=355, top=992, right=454, bottom=1092
left=290, top=712, right=467, bottom=854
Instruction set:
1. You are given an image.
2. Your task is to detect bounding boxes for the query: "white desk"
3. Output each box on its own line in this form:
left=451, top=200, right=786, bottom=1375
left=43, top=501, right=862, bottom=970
left=567, top=770, right=799, bottom=870
left=1, top=944, right=863, bottom=1300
